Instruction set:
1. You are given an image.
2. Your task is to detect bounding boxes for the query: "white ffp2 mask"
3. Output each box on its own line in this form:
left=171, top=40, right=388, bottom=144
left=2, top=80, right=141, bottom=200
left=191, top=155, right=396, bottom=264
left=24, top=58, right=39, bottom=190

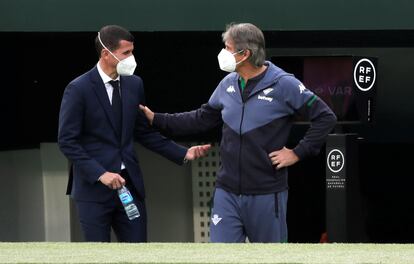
left=217, top=49, right=244, bottom=72
left=114, top=55, right=137, bottom=76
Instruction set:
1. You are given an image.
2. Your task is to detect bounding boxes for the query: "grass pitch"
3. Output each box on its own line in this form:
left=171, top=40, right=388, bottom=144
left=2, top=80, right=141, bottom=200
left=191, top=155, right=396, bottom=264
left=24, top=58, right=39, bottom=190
left=0, top=242, right=413, bottom=264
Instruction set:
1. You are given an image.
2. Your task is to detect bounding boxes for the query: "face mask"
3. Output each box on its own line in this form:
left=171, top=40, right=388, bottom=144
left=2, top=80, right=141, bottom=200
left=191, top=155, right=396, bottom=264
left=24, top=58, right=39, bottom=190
left=98, top=32, right=137, bottom=76
left=113, top=55, right=137, bottom=76
left=217, top=49, right=244, bottom=72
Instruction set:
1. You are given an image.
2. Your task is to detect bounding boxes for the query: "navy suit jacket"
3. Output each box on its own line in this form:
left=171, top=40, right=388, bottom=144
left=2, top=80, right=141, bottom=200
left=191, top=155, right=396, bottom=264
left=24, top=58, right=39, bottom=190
left=58, top=66, right=187, bottom=202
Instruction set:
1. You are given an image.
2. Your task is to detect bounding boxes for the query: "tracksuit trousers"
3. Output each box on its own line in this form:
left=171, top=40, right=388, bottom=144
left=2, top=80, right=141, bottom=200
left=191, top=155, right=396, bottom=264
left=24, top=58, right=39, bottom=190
left=210, top=187, right=288, bottom=243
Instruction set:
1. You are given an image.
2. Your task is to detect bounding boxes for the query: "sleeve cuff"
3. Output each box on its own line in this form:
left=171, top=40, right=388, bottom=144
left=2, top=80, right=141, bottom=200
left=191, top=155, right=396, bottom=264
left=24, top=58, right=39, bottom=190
left=153, top=113, right=163, bottom=128
left=96, top=171, right=106, bottom=183
left=178, top=146, right=188, bottom=165
left=293, top=145, right=307, bottom=161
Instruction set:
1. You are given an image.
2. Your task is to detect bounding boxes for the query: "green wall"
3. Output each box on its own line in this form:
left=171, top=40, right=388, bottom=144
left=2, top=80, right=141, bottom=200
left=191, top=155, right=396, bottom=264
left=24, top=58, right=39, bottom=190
left=0, top=0, right=413, bottom=31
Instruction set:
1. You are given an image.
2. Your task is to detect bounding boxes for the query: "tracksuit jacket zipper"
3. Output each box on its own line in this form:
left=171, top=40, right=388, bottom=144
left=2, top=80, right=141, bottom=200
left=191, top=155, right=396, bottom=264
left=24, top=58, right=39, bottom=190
left=238, top=102, right=245, bottom=195
left=237, top=81, right=276, bottom=195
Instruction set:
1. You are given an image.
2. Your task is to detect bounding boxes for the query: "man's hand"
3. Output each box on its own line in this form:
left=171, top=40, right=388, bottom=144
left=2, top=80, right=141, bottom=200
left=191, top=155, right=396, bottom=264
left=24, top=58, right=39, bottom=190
left=99, top=172, right=126, bottom=189
left=185, top=144, right=212, bottom=161
left=139, top=104, right=155, bottom=125
left=268, top=147, right=299, bottom=169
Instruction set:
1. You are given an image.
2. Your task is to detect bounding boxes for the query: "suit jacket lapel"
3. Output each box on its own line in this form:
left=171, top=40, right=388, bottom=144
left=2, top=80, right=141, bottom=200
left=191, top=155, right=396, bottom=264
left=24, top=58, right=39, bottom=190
left=89, top=66, right=120, bottom=137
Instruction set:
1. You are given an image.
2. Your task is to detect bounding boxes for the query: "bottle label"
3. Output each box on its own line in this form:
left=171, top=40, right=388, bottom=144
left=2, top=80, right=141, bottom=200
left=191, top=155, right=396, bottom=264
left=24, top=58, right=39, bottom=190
left=119, top=192, right=133, bottom=204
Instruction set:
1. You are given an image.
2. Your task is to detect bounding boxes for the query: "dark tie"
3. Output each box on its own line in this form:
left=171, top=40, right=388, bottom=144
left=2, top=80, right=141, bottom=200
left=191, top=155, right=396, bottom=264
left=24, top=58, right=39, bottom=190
left=109, top=80, right=122, bottom=140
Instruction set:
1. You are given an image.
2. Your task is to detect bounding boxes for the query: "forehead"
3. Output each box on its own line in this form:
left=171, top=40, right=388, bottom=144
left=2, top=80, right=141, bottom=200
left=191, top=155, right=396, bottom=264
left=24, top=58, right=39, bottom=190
left=114, top=40, right=134, bottom=52
left=224, top=39, right=236, bottom=50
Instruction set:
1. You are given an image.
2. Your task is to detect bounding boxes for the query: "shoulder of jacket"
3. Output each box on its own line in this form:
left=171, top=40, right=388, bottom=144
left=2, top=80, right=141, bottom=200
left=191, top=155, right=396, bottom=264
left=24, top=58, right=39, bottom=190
left=218, top=73, right=238, bottom=88
left=122, top=74, right=143, bottom=86
left=66, top=74, right=90, bottom=95
left=274, top=74, right=299, bottom=88
left=70, top=70, right=89, bottom=84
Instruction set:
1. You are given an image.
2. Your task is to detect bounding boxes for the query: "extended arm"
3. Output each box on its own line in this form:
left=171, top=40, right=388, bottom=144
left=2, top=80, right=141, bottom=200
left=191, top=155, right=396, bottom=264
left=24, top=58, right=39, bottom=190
left=140, top=103, right=222, bottom=136
left=135, top=90, right=213, bottom=164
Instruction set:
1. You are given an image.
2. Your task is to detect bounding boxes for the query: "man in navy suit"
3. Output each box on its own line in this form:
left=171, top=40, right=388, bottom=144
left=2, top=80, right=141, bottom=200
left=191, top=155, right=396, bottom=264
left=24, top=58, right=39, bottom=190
left=58, top=25, right=210, bottom=242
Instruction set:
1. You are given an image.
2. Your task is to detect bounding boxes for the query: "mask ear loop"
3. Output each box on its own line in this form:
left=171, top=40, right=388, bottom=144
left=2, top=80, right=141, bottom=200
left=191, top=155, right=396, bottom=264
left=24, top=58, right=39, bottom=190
left=97, top=32, right=121, bottom=62
left=232, top=49, right=245, bottom=56
left=234, top=49, right=247, bottom=65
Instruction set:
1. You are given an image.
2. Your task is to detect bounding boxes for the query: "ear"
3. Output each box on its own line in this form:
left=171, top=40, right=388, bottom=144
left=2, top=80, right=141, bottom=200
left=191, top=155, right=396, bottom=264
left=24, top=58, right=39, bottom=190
left=100, top=48, right=109, bottom=59
left=243, top=49, right=251, bottom=59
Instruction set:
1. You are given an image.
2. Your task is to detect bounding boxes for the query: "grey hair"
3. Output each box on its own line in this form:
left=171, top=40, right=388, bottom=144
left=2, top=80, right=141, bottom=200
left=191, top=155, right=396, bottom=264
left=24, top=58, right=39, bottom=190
left=222, top=23, right=266, bottom=67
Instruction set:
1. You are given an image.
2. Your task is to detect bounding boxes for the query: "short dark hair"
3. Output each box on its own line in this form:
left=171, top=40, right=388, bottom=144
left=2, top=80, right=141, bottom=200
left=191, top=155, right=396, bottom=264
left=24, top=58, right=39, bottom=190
left=95, top=25, right=134, bottom=57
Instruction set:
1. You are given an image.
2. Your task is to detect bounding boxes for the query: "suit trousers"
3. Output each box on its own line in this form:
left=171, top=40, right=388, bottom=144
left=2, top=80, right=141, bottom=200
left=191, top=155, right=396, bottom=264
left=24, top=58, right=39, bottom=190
left=75, top=170, right=147, bottom=242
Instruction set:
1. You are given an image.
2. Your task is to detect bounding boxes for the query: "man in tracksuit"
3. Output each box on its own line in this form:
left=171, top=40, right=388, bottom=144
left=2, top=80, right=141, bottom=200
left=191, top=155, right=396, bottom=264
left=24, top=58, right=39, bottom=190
left=140, top=23, right=337, bottom=242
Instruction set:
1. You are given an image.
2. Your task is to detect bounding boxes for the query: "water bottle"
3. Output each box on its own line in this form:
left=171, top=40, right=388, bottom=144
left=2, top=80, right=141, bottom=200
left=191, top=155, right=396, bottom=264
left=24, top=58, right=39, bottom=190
left=118, top=186, right=140, bottom=220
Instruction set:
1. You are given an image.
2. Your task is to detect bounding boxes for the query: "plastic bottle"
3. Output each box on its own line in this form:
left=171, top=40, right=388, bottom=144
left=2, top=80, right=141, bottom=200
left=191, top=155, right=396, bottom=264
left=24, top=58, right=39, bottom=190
left=118, top=186, right=140, bottom=220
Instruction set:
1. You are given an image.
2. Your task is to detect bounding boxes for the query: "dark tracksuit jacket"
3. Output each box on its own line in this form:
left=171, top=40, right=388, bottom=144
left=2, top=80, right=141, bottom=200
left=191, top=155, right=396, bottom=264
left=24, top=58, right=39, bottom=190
left=154, top=61, right=337, bottom=195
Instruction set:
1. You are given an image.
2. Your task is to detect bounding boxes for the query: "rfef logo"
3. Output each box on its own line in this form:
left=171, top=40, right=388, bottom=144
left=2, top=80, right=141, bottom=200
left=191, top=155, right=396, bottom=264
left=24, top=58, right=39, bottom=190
left=327, top=149, right=345, bottom=173
left=354, top=58, right=376, bottom=91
